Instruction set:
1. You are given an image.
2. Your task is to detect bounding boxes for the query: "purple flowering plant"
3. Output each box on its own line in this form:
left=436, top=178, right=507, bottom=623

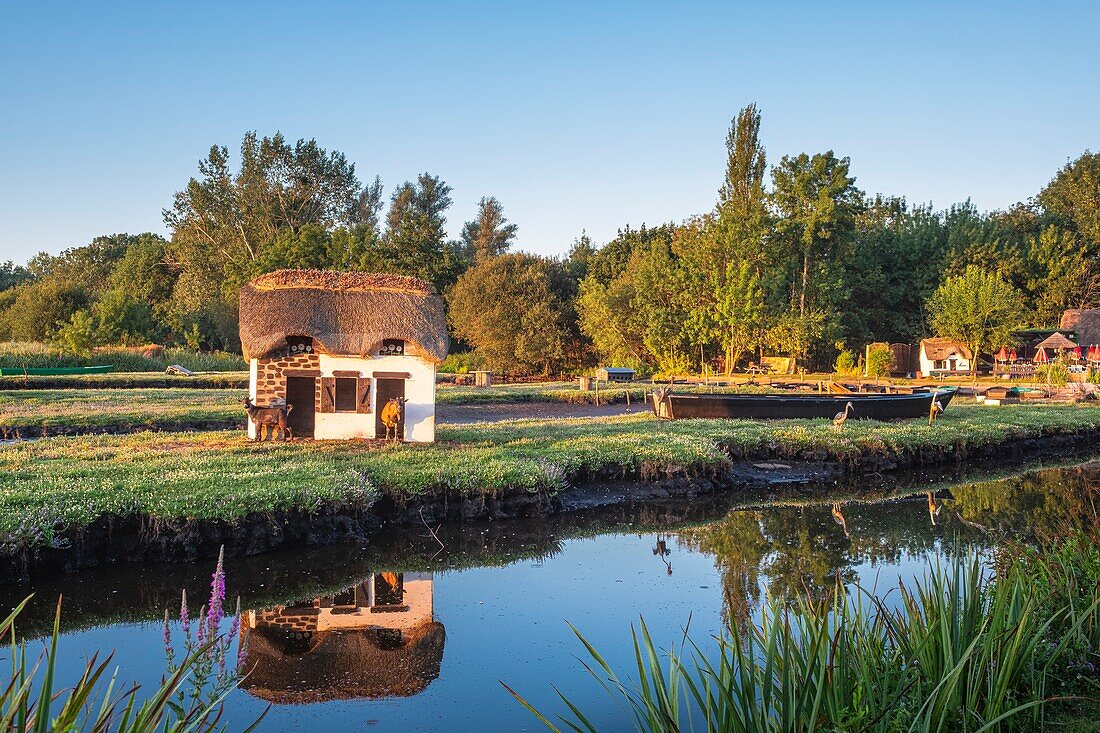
left=163, top=546, right=247, bottom=715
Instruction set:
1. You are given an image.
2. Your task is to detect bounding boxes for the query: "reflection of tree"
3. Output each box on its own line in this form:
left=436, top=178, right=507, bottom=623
left=758, top=509, right=854, bottom=602
left=948, top=464, right=1100, bottom=538
left=679, top=512, right=766, bottom=632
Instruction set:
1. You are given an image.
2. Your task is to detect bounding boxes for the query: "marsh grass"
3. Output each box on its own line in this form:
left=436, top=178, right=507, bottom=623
left=510, top=541, right=1100, bottom=733
left=0, top=373, right=248, bottom=390
left=0, top=342, right=245, bottom=373
left=1, top=404, right=1099, bottom=548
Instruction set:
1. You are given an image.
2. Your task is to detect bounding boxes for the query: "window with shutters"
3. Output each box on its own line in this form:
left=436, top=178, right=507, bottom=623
left=334, top=377, right=357, bottom=411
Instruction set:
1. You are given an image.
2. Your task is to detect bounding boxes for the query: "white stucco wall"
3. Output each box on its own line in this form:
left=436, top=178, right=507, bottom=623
left=247, top=358, right=259, bottom=440
left=314, top=353, right=436, bottom=442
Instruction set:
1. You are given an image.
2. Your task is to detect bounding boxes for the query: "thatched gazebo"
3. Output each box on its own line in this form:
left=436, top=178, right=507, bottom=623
left=1033, top=331, right=1078, bottom=352
left=238, top=269, right=449, bottom=442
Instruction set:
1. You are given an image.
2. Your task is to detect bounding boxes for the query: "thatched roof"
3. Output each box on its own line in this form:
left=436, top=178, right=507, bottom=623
left=1034, top=331, right=1077, bottom=351
left=920, top=338, right=973, bottom=361
left=240, top=622, right=446, bottom=704
left=239, top=269, right=449, bottom=363
left=1061, top=309, right=1100, bottom=347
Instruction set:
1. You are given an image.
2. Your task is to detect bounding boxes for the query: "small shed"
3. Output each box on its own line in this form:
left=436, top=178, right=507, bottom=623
left=238, top=269, right=449, bottom=442
left=596, top=367, right=635, bottom=382
left=918, top=338, right=973, bottom=375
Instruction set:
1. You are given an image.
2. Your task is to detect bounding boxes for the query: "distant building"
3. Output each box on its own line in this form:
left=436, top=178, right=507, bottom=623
left=1061, top=308, right=1100, bottom=347
left=596, top=367, right=635, bottom=382
left=918, top=338, right=973, bottom=375
left=238, top=269, right=449, bottom=442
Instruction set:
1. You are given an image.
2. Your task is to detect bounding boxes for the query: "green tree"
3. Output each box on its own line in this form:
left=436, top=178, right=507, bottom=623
left=714, top=261, right=765, bottom=374
left=927, top=266, right=1026, bottom=376
left=92, top=290, right=159, bottom=344
left=0, top=261, right=31, bottom=292
left=53, top=309, right=98, bottom=353
left=165, top=132, right=362, bottom=273
left=0, top=279, right=89, bottom=342
left=376, top=173, right=465, bottom=290
left=446, top=254, right=573, bottom=374
left=865, top=343, right=893, bottom=383
left=460, top=196, right=517, bottom=263
left=771, top=151, right=861, bottom=317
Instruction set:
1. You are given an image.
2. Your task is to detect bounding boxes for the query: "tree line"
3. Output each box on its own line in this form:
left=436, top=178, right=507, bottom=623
left=1, top=112, right=1097, bottom=374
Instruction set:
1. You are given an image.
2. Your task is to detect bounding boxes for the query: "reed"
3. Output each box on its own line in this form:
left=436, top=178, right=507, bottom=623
left=0, top=597, right=258, bottom=732
left=510, top=542, right=1100, bottom=732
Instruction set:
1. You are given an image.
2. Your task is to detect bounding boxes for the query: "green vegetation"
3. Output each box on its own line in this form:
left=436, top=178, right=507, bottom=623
left=512, top=537, right=1100, bottom=732
left=0, top=342, right=244, bottom=372
left=0, top=389, right=242, bottom=434
left=4, top=119, right=1097, bottom=376
left=2, top=404, right=1099, bottom=550
left=0, top=596, right=247, bottom=732
left=928, top=267, right=1026, bottom=376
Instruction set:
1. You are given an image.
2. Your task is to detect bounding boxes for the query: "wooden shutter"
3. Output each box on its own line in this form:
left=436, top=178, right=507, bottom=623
left=356, top=377, right=372, bottom=413
left=320, top=377, right=335, bottom=413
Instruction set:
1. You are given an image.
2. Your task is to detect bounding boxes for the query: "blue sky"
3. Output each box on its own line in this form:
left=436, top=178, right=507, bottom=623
left=1, top=1, right=1097, bottom=264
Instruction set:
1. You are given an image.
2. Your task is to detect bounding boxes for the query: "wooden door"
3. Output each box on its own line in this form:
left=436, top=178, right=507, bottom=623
left=285, top=376, right=316, bottom=438
left=375, top=378, right=406, bottom=439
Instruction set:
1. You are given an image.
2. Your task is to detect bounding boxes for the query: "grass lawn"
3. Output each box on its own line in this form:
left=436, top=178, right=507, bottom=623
left=2, top=402, right=1099, bottom=548
left=0, top=388, right=243, bottom=433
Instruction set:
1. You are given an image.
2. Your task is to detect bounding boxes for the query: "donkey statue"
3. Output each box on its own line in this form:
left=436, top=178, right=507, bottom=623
left=380, top=397, right=409, bottom=443
left=243, top=397, right=293, bottom=441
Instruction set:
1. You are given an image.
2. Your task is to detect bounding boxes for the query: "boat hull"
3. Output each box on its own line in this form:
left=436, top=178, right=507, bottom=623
left=653, top=389, right=955, bottom=421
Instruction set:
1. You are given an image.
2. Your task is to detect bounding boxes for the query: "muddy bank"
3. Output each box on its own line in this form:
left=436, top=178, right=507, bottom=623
left=3, top=425, right=1099, bottom=584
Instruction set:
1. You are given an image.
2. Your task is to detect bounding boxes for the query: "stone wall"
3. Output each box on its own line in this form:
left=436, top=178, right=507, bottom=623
left=253, top=353, right=320, bottom=406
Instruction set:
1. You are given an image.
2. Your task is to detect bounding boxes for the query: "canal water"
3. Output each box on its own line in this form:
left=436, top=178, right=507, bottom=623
left=2, top=457, right=1096, bottom=732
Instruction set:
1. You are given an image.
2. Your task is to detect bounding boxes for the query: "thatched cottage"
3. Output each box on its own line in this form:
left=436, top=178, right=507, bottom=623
left=239, top=269, right=449, bottom=442
left=1061, top=308, right=1100, bottom=347
left=918, top=338, right=973, bottom=375
left=239, top=572, right=445, bottom=703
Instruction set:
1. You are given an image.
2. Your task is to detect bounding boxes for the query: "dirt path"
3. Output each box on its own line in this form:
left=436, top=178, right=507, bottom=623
left=438, top=401, right=650, bottom=424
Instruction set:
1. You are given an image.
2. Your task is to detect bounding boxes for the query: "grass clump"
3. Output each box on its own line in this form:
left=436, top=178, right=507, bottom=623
left=511, top=535, right=1100, bottom=732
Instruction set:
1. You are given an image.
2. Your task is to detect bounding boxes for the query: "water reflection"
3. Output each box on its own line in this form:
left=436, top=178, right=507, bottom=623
left=0, top=458, right=1096, bottom=732
left=240, top=572, right=444, bottom=703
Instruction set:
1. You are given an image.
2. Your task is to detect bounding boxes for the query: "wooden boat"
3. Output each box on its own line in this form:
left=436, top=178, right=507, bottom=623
left=0, top=365, right=114, bottom=377
left=651, top=387, right=956, bottom=421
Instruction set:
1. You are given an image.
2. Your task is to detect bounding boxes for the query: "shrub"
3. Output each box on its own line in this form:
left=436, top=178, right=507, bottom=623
left=865, top=343, right=894, bottom=382
left=833, top=349, right=858, bottom=376
left=1037, top=361, right=1071, bottom=388
left=440, top=351, right=483, bottom=374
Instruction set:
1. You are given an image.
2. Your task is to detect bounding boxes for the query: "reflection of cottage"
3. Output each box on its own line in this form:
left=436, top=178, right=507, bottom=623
left=918, top=338, right=972, bottom=375
left=239, top=572, right=445, bottom=703
left=238, top=270, right=449, bottom=442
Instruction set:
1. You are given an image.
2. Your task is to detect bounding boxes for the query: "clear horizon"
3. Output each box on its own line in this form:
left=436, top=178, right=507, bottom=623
left=1, top=0, right=1097, bottom=264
